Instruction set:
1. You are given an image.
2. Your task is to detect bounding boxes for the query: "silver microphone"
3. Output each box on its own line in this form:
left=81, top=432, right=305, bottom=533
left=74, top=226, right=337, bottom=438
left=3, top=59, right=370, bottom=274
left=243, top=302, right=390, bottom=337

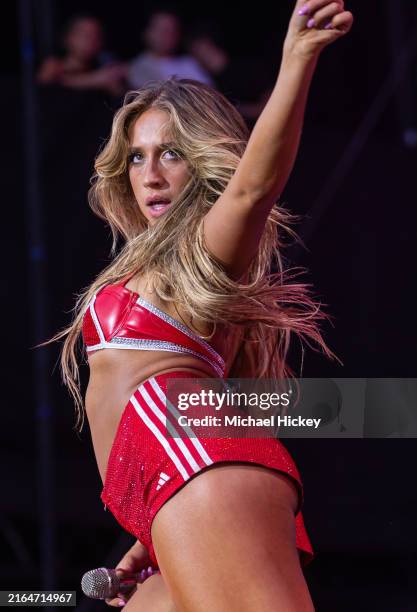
left=81, top=567, right=158, bottom=599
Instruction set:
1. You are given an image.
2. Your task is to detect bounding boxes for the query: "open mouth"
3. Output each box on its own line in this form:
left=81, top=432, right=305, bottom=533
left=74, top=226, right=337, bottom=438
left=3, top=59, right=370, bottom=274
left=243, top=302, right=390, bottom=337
left=146, top=200, right=172, bottom=217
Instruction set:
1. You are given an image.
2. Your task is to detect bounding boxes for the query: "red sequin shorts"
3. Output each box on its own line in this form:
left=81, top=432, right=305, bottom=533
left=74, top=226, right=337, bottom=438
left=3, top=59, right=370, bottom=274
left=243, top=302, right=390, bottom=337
left=101, top=371, right=314, bottom=568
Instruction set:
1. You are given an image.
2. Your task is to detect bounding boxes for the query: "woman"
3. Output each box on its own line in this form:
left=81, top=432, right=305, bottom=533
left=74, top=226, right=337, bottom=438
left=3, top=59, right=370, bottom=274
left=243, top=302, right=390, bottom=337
left=56, top=1, right=353, bottom=610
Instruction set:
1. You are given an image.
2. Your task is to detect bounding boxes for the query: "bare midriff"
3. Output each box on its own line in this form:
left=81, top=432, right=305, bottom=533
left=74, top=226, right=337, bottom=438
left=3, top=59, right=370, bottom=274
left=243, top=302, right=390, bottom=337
left=85, top=274, right=235, bottom=486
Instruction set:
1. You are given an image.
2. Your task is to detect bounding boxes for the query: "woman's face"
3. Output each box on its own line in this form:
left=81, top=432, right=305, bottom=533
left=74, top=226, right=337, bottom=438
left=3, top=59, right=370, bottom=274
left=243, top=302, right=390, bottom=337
left=128, top=109, right=191, bottom=226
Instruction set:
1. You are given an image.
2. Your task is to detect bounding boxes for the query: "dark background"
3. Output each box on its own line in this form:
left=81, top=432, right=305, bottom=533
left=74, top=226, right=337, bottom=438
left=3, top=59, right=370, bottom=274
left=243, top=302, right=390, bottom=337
left=2, top=1, right=417, bottom=610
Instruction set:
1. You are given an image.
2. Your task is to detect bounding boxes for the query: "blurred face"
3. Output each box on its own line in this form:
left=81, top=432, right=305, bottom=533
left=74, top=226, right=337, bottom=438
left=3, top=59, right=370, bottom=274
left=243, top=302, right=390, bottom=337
left=144, top=12, right=181, bottom=56
left=189, top=37, right=215, bottom=64
left=65, top=18, right=103, bottom=62
left=128, top=109, right=191, bottom=226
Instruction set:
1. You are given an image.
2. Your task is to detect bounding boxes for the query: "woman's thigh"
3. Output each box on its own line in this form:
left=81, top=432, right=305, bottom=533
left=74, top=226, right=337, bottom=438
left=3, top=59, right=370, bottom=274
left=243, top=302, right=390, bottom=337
left=151, top=463, right=315, bottom=612
left=122, top=574, right=177, bottom=612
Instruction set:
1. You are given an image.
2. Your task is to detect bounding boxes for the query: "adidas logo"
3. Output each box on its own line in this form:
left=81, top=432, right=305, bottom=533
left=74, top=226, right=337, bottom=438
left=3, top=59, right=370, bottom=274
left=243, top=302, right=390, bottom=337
left=156, top=472, right=170, bottom=490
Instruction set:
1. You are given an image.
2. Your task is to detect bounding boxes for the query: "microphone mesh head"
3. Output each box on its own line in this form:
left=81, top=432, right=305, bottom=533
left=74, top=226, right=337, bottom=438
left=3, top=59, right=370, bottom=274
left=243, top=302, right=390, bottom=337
left=81, top=568, right=120, bottom=599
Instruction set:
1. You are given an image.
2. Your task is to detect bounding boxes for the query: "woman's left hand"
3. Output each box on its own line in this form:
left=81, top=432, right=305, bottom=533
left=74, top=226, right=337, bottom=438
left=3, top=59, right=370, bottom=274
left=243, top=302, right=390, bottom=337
left=284, top=0, right=354, bottom=60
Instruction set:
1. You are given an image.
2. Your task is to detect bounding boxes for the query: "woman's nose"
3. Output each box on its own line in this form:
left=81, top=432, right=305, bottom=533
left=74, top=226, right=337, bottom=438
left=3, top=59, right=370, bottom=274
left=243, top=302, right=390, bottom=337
left=143, top=159, right=166, bottom=187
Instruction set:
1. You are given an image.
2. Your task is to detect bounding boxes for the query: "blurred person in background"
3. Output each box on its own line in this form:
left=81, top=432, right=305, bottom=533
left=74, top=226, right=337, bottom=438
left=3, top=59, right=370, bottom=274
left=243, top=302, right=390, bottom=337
left=37, top=14, right=126, bottom=97
left=127, top=8, right=213, bottom=89
left=187, top=23, right=274, bottom=126
left=51, top=1, right=353, bottom=610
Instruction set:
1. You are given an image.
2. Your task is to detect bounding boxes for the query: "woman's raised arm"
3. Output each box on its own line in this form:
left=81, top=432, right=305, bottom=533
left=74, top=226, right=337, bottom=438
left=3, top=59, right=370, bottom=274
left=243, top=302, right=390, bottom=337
left=203, top=0, right=353, bottom=279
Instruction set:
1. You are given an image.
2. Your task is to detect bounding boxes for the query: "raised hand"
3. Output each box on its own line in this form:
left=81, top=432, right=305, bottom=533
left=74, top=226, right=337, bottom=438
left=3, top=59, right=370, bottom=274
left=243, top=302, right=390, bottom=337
left=284, top=0, right=354, bottom=59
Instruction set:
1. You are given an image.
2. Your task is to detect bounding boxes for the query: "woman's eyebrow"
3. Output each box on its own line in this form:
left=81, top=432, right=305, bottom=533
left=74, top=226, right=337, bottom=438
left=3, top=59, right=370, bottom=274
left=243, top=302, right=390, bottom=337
left=128, top=142, right=177, bottom=152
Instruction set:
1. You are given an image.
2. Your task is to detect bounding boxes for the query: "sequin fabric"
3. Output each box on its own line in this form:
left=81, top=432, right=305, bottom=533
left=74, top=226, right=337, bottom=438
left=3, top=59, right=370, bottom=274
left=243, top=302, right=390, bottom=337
left=101, top=371, right=314, bottom=568
left=82, top=307, right=100, bottom=346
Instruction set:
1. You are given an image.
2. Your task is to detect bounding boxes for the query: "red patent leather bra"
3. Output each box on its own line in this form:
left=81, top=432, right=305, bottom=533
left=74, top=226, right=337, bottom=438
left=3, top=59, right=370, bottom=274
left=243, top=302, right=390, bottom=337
left=81, top=277, right=226, bottom=377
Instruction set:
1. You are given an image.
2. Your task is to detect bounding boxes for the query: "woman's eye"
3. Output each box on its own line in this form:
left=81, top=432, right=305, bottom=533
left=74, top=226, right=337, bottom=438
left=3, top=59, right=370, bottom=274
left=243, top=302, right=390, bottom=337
left=163, top=149, right=180, bottom=160
left=129, top=152, right=143, bottom=164
left=128, top=149, right=180, bottom=165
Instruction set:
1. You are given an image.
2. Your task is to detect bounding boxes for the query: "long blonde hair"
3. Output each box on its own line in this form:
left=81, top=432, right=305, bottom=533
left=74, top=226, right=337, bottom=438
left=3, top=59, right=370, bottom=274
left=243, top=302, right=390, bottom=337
left=53, top=77, right=338, bottom=431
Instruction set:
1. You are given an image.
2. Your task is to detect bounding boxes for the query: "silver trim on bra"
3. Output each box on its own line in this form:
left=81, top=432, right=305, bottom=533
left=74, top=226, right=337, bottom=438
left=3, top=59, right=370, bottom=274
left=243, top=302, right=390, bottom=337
left=86, top=337, right=225, bottom=376
left=84, top=287, right=226, bottom=378
left=89, top=295, right=106, bottom=343
left=136, top=296, right=225, bottom=370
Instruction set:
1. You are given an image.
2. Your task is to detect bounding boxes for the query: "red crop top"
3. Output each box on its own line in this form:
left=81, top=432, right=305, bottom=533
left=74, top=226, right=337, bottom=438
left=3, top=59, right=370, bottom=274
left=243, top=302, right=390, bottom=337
left=81, top=278, right=226, bottom=377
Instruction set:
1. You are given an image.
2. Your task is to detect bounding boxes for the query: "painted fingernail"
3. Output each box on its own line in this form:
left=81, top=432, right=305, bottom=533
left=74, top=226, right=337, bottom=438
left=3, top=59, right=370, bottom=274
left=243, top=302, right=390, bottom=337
left=147, top=567, right=153, bottom=576
left=298, top=4, right=309, bottom=16
left=324, top=21, right=334, bottom=29
left=118, top=600, right=125, bottom=607
left=307, top=18, right=315, bottom=28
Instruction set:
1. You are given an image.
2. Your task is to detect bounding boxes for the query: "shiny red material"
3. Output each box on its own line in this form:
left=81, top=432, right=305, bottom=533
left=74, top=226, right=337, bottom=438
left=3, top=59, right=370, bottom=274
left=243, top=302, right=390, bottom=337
left=82, top=278, right=314, bottom=567
left=101, top=371, right=314, bottom=568
left=82, top=279, right=226, bottom=376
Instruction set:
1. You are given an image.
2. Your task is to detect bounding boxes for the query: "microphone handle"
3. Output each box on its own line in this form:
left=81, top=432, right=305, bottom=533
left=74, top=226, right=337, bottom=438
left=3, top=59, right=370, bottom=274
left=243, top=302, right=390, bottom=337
left=116, top=569, right=160, bottom=596
left=118, top=579, right=139, bottom=595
